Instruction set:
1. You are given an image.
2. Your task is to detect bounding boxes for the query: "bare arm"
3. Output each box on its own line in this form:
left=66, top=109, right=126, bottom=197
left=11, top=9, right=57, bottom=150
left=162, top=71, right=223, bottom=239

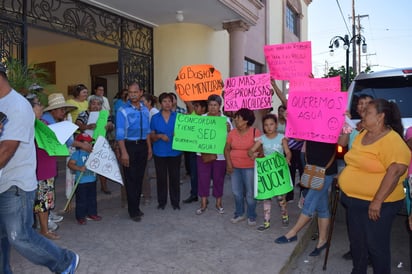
left=369, top=163, right=408, bottom=221
left=67, top=159, right=86, bottom=172
left=117, top=140, right=129, bottom=167
left=72, top=140, right=93, bottom=153
left=0, top=140, right=19, bottom=169
left=282, top=138, right=292, bottom=165
left=224, top=142, right=233, bottom=174
left=271, top=79, right=287, bottom=107
left=247, top=140, right=262, bottom=159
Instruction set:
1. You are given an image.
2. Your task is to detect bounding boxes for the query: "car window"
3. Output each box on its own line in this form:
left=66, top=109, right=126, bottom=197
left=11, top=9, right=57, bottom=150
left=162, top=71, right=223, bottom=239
left=350, top=76, right=412, bottom=119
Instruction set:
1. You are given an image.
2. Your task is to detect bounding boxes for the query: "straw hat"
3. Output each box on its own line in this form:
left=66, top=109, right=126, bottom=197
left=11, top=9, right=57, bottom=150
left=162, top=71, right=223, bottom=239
left=43, top=93, right=77, bottom=112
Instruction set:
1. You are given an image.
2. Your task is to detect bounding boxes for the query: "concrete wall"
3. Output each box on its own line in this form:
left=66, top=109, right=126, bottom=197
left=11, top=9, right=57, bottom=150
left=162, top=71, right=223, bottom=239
left=153, top=23, right=229, bottom=99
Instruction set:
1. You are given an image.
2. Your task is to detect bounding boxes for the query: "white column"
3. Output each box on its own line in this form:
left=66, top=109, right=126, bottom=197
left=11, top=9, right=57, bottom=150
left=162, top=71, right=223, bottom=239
left=223, top=20, right=250, bottom=77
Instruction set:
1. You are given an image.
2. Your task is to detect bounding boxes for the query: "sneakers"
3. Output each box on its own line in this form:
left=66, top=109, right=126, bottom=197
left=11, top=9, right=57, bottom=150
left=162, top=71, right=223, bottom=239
left=86, top=215, right=102, bottom=221
left=196, top=207, right=207, bottom=215
left=257, top=221, right=270, bottom=232
left=61, top=253, right=79, bottom=274
left=230, top=215, right=246, bottom=224
left=247, top=218, right=257, bottom=226
left=216, top=207, right=224, bottom=214
left=49, top=211, right=64, bottom=223
left=282, top=215, right=289, bottom=227
left=48, top=219, right=59, bottom=232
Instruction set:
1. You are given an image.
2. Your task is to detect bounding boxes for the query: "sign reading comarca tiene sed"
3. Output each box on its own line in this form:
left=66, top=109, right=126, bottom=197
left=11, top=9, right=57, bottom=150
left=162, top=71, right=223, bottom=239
left=172, top=113, right=227, bottom=154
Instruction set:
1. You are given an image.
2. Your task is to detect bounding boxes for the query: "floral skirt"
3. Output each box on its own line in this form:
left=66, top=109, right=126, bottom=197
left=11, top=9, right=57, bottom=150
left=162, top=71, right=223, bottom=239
left=34, top=177, right=55, bottom=213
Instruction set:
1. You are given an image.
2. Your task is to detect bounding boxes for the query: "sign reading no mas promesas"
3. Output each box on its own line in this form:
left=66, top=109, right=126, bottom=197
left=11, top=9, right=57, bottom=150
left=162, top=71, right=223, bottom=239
left=175, top=64, right=223, bottom=101
left=224, top=73, right=272, bottom=111
left=172, top=113, right=227, bottom=154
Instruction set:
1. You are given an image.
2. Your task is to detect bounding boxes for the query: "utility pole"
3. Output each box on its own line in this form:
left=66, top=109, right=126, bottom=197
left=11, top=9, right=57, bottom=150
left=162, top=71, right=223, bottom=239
left=356, top=15, right=369, bottom=72
left=351, top=0, right=356, bottom=76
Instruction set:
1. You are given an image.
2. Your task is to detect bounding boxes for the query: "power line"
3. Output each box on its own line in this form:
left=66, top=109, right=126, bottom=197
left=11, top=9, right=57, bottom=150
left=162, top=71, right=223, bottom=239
left=335, top=0, right=351, bottom=35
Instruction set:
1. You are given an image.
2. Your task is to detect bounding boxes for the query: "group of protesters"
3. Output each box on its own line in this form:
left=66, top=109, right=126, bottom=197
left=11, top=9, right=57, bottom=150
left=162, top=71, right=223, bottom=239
left=1, top=58, right=411, bottom=274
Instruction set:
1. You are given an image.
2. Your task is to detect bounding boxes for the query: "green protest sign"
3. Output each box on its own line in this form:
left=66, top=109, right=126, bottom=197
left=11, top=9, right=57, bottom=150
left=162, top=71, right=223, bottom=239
left=34, top=119, right=69, bottom=156
left=93, top=110, right=109, bottom=140
left=254, top=152, right=293, bottom=199
left=172, top=113, right=227, bottom=154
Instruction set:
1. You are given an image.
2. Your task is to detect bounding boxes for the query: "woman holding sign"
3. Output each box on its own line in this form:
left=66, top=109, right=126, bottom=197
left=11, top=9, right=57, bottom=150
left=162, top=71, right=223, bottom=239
left=150, top=92, right=182, bottom=210
left=76, top=95, right=114, bottom=194
left=196, top=95, right=232, bottom=215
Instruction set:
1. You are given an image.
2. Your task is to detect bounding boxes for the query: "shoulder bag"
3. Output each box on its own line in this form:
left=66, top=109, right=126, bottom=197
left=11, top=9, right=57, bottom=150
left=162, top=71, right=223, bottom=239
left=300, top=152, right=335, bottom=190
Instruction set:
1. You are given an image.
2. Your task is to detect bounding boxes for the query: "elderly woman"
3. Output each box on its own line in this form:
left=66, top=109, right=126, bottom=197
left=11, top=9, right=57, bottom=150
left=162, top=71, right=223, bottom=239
left=339, top=99, right=410, bottom=273
left=76, top=95, right=114, bottom=194
left=224, top=108, right=261, bottom=225
left=90, top=84, right=110, bottom=111
left=150, top=92, right=182, bottom=210
left=26, top=94, right=60, bottom=239
left=196, top=95, right=232, bottom=215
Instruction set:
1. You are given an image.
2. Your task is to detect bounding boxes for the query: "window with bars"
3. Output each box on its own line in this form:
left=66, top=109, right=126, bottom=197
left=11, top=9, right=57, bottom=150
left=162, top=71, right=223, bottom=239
left=286, top=5, right=299, bottom=36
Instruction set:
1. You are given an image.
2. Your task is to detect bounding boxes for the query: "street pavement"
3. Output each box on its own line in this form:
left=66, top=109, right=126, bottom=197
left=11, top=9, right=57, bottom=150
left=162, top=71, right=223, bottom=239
left=10, top=159, right=410, bottom=274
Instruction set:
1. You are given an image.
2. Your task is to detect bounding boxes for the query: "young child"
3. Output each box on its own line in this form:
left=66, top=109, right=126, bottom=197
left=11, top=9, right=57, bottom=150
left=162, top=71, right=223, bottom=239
left=248, top=114, right=291, bottom=230
left=68, top=133, right=102, bottom=225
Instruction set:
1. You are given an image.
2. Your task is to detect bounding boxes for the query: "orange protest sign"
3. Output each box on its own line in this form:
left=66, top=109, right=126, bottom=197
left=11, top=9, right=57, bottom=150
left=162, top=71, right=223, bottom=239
left=175, top=64, right=223, bottom=101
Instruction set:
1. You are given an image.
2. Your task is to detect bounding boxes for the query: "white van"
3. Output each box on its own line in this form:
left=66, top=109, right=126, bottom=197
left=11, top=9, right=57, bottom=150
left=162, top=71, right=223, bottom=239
left=347, top=67, right=412, bottom=130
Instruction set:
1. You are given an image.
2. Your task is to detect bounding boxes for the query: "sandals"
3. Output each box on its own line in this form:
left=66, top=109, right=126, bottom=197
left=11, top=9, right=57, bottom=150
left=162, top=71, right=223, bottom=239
left=41, top=231, right=61, bottom=240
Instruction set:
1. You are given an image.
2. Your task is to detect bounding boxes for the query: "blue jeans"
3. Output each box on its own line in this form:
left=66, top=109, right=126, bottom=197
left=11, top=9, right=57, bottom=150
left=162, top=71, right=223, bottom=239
left=76, top=181, right=97, bottom=219
left=301, top=174, right=335, bottom=218
left=341, top=192, right=402, bottom=274
left=0, top=186, right=75, bottom=273
left=231, top=167, right=257, bottom=219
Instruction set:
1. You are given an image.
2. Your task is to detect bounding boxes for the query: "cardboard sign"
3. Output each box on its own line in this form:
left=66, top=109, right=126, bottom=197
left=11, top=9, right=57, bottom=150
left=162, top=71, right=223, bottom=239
left=85, top=136, right=123, bottom=185
left=172, top=113, right=227, bottom=154
left=254, top=152, right=293, bottom=199
left=175, top=64, right=223, bottom=101
left=264, top=41, right=312, bottom=80
left=34, top=119, right=70, bottom=156
left=285, top=91, right=348, bottom=143
left=289, top=76, right=341, bottom=93
left=224, top=73, right=272, bottom=111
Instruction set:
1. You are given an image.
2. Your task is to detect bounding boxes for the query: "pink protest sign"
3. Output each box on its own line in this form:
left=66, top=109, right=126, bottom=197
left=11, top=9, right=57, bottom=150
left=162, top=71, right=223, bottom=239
left=264, top=41, right=312, bottom=80
left=285, top=91, right=348, bottom=143
left=224, top=73, right=272, bottom=111
left=289, top=76, right=341, bottom=93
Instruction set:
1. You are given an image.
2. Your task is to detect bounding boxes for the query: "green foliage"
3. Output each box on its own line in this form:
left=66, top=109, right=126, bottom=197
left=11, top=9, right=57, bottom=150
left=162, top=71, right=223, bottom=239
left=4, top=57, right=51, bottom=105
left=324, top=65, right=373, bottom=91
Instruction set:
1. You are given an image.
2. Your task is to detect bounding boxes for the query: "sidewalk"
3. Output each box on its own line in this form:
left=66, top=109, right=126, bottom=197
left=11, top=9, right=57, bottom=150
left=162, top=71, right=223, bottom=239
left=10, top=158, right=409, bottom=273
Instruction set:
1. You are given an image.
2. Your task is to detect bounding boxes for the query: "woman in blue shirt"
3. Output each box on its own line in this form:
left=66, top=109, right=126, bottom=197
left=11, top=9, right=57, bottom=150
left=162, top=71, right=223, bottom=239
left=150, top=92, right=182, bottom=210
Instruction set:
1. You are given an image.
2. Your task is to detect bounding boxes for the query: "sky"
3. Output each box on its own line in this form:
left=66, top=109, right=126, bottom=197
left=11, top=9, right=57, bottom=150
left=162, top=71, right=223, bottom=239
left=308, top=0, right=412, bottom=77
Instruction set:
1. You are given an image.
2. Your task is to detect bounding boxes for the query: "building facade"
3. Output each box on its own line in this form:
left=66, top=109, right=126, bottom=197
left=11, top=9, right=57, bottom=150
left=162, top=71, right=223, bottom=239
left=0, top=0, right=311, bottom=107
